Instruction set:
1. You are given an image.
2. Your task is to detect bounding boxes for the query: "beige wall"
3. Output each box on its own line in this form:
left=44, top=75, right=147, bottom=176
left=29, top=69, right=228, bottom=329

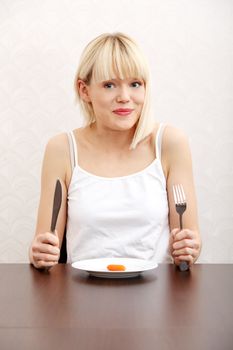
left=0, top=0, right=232, bottom=262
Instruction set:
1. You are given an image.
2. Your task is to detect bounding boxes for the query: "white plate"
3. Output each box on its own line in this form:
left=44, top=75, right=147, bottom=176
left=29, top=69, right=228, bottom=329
left=71, top=258, right=158, bottom=278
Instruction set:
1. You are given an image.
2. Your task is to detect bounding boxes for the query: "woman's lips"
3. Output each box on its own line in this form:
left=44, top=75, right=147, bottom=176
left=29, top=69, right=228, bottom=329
left=113, top=108, right=134, bottom=116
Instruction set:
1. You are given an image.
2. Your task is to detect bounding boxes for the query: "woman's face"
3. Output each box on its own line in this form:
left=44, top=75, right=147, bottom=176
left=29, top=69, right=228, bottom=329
left=85, top=77, right=145, bottom=131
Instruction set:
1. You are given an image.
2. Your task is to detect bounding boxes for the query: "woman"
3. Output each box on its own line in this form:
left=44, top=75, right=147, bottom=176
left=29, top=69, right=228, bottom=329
left=29, top=32, right=201, bottom=269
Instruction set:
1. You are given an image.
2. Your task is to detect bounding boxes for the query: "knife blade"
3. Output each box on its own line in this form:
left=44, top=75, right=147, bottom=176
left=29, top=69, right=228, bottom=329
left=50, top=179, right=62, bottom=233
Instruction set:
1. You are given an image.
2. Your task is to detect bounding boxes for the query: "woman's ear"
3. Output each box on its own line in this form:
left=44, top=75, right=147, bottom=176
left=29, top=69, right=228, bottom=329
left=77, top=79, right=91, bottom=102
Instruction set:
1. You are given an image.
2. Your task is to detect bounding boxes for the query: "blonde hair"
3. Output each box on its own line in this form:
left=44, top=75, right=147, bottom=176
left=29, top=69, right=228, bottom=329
left=74, top=32, right=154, bottom=149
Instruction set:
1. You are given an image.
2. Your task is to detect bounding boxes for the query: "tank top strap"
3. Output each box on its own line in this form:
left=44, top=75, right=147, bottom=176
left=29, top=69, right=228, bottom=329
left=155, top=123, right=166, bottom=160
left=67, top=131, right=78, bottom=171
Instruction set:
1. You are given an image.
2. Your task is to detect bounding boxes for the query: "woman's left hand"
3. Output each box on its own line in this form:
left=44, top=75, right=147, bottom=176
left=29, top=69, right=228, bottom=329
left=170, top=228, right=201, bottom=266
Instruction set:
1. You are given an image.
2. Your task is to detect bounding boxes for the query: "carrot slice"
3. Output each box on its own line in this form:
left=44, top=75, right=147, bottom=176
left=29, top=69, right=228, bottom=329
left=107, top=264, right=126, bottom=271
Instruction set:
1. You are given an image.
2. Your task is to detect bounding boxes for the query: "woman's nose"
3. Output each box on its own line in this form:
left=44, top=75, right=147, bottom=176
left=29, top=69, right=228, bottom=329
left=116, top=86, right=130, bottom=103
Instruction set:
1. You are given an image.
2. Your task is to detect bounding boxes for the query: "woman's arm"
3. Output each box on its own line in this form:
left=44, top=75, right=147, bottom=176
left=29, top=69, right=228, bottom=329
left=29, top=133, right=71, bottom=268
left=162, top=125, right=202, bottom=265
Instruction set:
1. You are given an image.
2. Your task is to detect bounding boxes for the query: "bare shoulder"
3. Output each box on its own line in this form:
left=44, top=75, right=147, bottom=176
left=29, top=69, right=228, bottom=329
left=163, top=124, right=188, bottom=144
left=45, top=132, right=69, bottom=154
left=149, top=122, right=186, bottom=141
left=162, top=124, right=190, bottom=155
left=42, top=133, right=71, bottom=182
left=158, top=124, right=191, bottom=177
left=150, top=122, right=189, bottom=152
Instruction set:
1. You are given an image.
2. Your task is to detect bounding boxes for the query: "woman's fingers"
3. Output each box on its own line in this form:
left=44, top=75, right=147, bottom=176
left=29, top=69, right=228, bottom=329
left=172, top=246, right=197, bottom=265
left=171, top=228, right=201, bottom=265
left=39, top=231, right=59, bottom=246
left=173, top=247, right=194, bottom=256
left=32, top=243, right=60, bottom=255
left=172, top=229, right=195, bottom=241
left=32, top=252, right=59, bottom=269
left=34, top=260, right=58, bottom=269
left=173, top=239, right=194, bottom=250
left=174, top=255, right=194, bottom=266
left=33, top=250, right=60, bottom=261
left=32, top=249, right=60, bottom=269
left=30, top=231, right=60, bottom=269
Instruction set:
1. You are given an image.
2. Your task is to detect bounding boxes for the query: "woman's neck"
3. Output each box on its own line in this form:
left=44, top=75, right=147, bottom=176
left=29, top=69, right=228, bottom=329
left=87, top=122, right=136, bottom=151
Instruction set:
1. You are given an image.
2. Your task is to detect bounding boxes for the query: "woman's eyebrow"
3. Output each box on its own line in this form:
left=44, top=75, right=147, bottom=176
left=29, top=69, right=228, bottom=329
left=102, top=77, right=142, bottom=83
left=102, top=78, right=119, bottom=82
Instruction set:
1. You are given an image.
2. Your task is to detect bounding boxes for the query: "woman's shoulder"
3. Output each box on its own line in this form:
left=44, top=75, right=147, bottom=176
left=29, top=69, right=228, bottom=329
left=45, top=132, right=70, bottom=155
left=162, top=123, right=189, bottom=150
left=44, top=132, right=79, bottom=174
left=43, top=132, right=74, bottom=185
left=44, top=127, right=86, bottom=162
left=150, top=122, right=188, bottom=143
left=160, top=123, right=191, bottom=169
left=46, top=127, right=84, bottom=148
left=151, top=123, right=190, bottom=177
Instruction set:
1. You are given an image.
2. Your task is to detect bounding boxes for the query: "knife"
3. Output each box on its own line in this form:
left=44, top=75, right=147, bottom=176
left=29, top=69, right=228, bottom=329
left=50, top=179, right=62, bottom=233
left=44, top=179, right=62, bottom=271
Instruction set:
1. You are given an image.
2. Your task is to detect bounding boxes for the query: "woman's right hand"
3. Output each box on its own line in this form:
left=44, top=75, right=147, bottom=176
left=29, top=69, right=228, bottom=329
left=29, top=230, right=60, bottom=269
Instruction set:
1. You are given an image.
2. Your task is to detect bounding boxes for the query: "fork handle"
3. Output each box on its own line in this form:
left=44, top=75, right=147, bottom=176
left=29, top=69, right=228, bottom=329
left=179, top=213, right=183, bottom=230
left=179, top=261, right=189, bottom=271
left=178, top=214, right=189, bottom=271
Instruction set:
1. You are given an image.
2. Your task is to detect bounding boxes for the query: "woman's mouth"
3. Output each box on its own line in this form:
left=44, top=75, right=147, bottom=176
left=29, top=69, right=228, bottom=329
left=112, top=108, right=134, bottom=116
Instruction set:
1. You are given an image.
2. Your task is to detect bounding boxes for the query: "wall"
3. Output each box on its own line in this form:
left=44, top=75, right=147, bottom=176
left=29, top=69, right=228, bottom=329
left=0, top=0, right=232, bottom=262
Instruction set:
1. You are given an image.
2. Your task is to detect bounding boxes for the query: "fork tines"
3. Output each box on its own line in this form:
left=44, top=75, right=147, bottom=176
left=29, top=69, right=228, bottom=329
left=173, top=184, right=186, bottom=205
left=172, top=184, right=189, bottom=271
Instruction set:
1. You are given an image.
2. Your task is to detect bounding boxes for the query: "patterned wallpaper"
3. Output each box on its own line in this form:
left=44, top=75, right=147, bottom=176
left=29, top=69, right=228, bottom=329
left=0, top=0, right=232, bottom=263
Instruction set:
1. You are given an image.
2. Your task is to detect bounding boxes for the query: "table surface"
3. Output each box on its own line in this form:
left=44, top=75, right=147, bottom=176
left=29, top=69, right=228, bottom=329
left=0, top=263, right=233, bottom=350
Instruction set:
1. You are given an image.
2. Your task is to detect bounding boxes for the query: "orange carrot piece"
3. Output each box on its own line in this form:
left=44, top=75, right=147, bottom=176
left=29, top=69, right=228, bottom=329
left=107, top=264, right=126, bottom=271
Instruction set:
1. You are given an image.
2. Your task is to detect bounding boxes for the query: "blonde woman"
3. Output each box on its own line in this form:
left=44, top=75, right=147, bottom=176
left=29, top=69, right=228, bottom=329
left=29, top=33, right=201, bottom=269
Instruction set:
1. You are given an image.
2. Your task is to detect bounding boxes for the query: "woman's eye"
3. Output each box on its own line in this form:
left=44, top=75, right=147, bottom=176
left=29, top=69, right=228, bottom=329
left=103, top=82, right=115, bottom=89
left=131, top=81, right=142, bottom=88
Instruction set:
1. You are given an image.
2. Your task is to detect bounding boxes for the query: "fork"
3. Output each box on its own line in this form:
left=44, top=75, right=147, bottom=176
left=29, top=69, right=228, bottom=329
left=172, top=184, right=189, bottom=272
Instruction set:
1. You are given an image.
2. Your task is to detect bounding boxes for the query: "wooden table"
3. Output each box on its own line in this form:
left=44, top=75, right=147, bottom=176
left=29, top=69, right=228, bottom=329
left=0, top=264, right=232, bottom=350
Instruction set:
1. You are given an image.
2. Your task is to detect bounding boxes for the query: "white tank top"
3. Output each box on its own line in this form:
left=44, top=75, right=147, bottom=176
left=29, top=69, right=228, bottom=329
left=66, top=123, right=172, bottom=264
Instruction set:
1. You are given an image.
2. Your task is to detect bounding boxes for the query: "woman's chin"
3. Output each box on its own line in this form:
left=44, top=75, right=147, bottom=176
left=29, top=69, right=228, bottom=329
left=111, top=116, right=139, bottom=131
